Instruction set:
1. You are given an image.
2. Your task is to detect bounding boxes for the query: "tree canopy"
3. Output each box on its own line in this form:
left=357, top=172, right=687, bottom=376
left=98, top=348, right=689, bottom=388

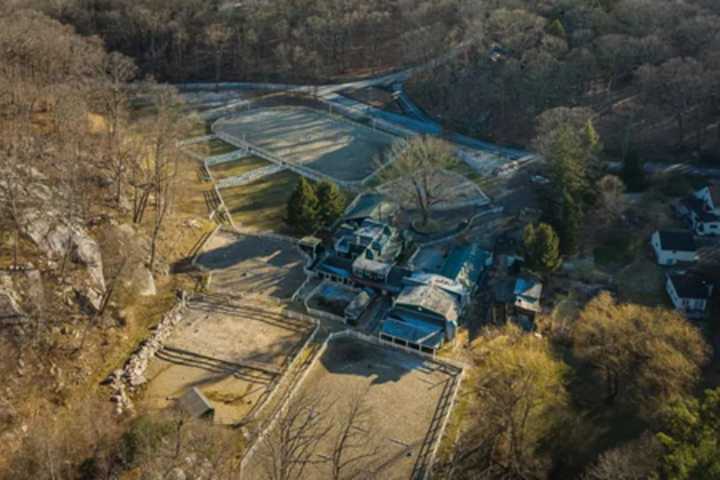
left=523, top=223, right=562, bottom=273
left=572, top=292, right=709, bottom=409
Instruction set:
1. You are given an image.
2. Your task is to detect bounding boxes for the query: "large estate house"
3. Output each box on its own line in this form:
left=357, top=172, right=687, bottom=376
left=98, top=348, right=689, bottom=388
left=300, top=196, right=492, bottom=355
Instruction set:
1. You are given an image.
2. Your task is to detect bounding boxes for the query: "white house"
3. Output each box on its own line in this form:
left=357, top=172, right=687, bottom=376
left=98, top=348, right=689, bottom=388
left=666, top=273, right=713, bottom=319
left=696, top=185, right=720, bottom=212
left=651, top=230, right=698, bottom=266
left=680, top=185, right=720, bottom=236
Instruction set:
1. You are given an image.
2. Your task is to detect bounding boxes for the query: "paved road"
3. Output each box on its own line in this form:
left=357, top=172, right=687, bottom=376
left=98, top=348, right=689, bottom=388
left=607, top=161, right=720, bottom=178
left=180, top=43, right=532, bottom=160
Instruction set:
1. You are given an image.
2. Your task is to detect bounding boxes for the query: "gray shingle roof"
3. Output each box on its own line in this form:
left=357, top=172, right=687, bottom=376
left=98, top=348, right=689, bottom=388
left=396, top=284, right=460, bottom=323
left=668, top=273, right=713, bottom=300
left=658, top=230, right=697, bottom=252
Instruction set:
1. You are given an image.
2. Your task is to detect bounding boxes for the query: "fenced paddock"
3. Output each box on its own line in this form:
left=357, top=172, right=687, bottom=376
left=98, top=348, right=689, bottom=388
left=142, top=295, right=314, bottom=426
left=214, top=106, right=400, bottom=183
left=242, top=334, right=461, bottom=480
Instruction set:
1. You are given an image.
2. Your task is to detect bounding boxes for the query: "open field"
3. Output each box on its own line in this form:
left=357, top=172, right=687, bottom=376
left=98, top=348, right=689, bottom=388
left=219, top=170, right=301, bottom=232
left=209, top=156, right=272, bottom=181
left=185, top=137, right=238, bottom=157
left=245, top=336, right=458, bottom=480
left=196, top=231, right=306, bottom=300
left=143, top=296, right=313, bottom=425
left=215, top=106, right=399, bottom=182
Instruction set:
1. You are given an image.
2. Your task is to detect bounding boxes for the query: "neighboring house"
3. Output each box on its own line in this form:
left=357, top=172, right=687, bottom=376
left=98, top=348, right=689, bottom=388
left=678, top=185, right=720, bottom=236
left=666, top=272, right=714, bottom=319
left=513, top=276, right=543, bottom=318
left=651, top=230, right=698, bottom=266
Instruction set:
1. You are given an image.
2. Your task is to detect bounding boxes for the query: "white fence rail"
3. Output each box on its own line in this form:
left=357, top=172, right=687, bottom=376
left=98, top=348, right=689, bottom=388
left=216, top=165, right=286, bottom=189
left=205, top=149, right=250, bottom=166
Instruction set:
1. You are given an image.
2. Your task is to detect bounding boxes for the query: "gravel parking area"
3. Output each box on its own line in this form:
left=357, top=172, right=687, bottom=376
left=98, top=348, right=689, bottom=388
left=215, top=106, right=399, bottom=182
left=196, top=231, right=306, bottom=300
left=246, top=336, right=458, bottom=479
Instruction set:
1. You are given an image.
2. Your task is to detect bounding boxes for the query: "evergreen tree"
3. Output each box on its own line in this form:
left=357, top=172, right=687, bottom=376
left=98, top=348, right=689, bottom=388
left=622, top=150, right=646, bottom=192
left=315, top=180, right=346, bottom=227
left=523, top=223, right=562, bottom=273
left=547, top=18, right=566, bottom=39
left=557, top=190, right=582, bottom=255
left=286, top=177, right=319, bottom=234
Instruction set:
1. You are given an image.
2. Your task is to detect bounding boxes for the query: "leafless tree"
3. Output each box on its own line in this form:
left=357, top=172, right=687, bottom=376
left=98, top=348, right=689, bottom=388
left=258, top=392, right=333, bottom=480
left=329, top=392, right=379, bottom=480
left=136, top=83, right=192, bottom=271
left=377, top=136, right=458, bottom=226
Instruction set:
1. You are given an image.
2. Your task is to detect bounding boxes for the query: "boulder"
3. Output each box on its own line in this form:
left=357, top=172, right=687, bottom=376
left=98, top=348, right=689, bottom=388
left=75, top=287, right=104, bottom=314
left=0, top=289, right=27, bottom=327
left=136, top=267, right=157, bottom=297
left=22, top=211, right=106, bottom=292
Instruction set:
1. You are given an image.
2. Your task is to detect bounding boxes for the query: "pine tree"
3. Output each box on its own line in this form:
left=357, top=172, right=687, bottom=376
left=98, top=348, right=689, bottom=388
left=557, top=190, right=582, bottom=255
left=286, top=177, right=320, bottom=234
left=622, top=150, right=646, bottom=192
left=315, top=180, right=346, bottom=227
left=523, top=223, right=562, bottom=273
left=547, top=18, right=566, bottom=39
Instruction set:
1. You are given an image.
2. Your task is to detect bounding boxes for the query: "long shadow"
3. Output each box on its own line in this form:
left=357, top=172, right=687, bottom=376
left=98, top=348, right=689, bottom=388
left=195, top=234, right=297, bottom=270
left=155, top=349, right=275, bottom=385
left=187, top=298, right=311, bottom=332
left=320, top=336, right=432, bottom=385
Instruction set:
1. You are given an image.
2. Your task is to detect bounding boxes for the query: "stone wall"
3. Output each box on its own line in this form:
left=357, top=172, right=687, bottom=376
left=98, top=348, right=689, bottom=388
left=105, top=294, right=188, bottom=414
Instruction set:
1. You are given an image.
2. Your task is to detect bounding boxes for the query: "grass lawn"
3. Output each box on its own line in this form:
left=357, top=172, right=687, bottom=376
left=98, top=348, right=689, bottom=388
left=220, top=170, right=302, bottom=233
left=616, top=258, right=667, bottom=307
left=185, top=137, right=237, bottom=157
left=209, top=156, right=271, bottom=181
left=593, top=232, right=645, bottom=268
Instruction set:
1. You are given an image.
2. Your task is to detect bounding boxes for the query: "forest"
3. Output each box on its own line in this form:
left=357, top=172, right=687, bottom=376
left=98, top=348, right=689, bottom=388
left=0, top=0, right=719, bottom=479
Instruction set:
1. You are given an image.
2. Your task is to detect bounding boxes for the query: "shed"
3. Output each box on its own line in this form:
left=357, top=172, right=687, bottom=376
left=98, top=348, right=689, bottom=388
left=513, top=276, right=543, bottom=314
left=177, top=387, right=214, bottom=419
left=344, top=291, right=372, bottom=322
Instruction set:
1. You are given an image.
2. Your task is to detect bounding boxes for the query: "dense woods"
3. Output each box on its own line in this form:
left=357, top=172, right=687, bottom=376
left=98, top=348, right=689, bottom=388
left=30, top=0, right=463, bottom=82
left=1, top=1, right=719, bottom=479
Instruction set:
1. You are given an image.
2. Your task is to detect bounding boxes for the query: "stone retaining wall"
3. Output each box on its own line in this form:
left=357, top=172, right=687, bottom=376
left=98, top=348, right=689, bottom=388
left=106, top=293, right=188, bottom=414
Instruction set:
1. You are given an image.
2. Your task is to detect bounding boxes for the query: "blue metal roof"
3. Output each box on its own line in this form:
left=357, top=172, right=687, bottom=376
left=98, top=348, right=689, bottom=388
left=441, top=244, right=491, bottom=288
left=317, top=256, right=353, bottom=278
left=381, top=317, right=445, bottom=348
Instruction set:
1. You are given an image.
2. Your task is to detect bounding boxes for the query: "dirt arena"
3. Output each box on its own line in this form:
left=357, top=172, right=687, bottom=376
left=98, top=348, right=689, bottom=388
left=143, top=296, right=313, bottom=425
left=214, top=106, right=399, bottom=182
left=245, top=336, right=460, bottom=480
left=195, top=231, right=307, bottom=299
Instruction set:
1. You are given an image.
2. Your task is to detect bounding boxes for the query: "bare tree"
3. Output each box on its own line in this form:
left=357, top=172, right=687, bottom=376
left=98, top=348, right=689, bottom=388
left=136, top=83, right=192, bottom=272
left=329, top=392, right=379, bottom=480
left=259, top=392, right=333, bottom=480
left=377, top=136, right=458, bottom=226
